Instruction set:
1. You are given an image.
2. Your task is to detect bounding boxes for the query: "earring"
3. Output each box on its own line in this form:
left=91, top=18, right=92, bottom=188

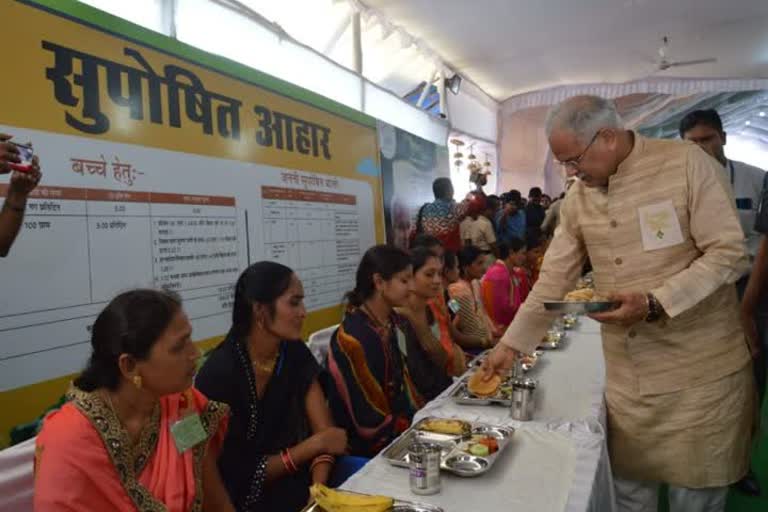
left=132, top=375, right=143, bottom=389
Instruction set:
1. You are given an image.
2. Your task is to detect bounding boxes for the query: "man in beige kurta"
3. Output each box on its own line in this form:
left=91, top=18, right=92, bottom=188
left=483, top=96, right=754, bottom=512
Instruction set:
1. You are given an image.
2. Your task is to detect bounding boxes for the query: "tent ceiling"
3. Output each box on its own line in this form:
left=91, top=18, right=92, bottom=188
left=362, top=0, right=768, bottom=102
left=636, top=91, right=768, bottom=145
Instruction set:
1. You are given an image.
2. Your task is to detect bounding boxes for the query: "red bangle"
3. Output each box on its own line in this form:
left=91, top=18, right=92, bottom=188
left=280, top=449, right=298, bottom=474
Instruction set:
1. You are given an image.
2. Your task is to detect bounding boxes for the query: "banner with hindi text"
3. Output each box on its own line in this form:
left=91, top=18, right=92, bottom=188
left=0, top=0, right=384, bottom=446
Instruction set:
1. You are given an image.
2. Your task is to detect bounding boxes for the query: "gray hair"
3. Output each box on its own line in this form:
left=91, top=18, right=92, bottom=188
left=545, top=95, right=624, bottom=144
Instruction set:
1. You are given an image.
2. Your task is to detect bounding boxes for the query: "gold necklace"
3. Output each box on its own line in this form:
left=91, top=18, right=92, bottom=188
left=101, top=391, right=147, bottom=446
left=362, top=303, right=391, bottom=331
left=252, top=354, right=278, bottom=374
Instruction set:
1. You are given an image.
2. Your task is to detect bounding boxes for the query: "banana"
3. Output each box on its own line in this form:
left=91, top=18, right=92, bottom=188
left=310, top=484, right=393, bottom=512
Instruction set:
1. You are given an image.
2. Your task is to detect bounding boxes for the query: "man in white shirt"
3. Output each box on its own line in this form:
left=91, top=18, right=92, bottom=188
left=680, top=108, right=766, bottom=497
left=680, top=110, right=765, bottom=258
left=460, top=202, right=497, bottom=255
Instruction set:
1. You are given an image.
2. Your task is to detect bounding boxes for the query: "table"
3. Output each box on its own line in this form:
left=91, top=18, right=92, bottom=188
left=342, top=318, right=616, bottom=512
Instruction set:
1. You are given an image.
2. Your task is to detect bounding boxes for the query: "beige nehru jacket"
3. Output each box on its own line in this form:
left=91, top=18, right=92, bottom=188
left=501, top=133, right=751, bottom=396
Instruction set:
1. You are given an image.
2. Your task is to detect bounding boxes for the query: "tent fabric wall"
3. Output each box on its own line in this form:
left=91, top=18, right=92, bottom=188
left=498, top=106, right=554, bottom=196
left=446, top=78, right=499, bottom=143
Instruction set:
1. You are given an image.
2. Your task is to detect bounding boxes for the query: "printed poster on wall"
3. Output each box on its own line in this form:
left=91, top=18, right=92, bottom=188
left=0, top=0, right=384, bottom=445
left=378, top=122, right=449, bottom=249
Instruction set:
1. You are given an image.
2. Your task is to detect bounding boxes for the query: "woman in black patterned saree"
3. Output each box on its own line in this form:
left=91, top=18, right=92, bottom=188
left=196, top=262, right=347, bottom=511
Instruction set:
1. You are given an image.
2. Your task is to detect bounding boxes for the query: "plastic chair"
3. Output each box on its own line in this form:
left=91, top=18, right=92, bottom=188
left=328, top=455, right=370, bottom=488
left=307, top=324, right=338, bottom=367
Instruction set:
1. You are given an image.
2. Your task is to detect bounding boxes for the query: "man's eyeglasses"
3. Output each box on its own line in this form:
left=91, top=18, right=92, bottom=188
left=557, top=130, right=602, bottom=169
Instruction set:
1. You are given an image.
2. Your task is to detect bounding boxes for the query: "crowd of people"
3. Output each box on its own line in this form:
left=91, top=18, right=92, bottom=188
left=6, top=95, right=765, bottom=512
left=32, top=232, right=537, bottom=511
left=415, top=173, right=557, bottom=270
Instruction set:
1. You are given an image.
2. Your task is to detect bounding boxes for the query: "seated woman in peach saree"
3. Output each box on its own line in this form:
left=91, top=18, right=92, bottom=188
left=34, top=289, right=232, bottom=512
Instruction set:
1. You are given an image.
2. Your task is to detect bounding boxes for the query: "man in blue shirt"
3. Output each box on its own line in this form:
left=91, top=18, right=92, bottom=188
left=495, top=190, right=526, bottom=244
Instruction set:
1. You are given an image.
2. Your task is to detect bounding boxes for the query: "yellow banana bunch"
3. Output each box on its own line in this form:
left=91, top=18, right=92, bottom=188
left=310, top=484, right=393, bottom=512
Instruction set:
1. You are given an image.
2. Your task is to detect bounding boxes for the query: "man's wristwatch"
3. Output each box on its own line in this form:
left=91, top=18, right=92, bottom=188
left=645, top=293, right=664, bottom=323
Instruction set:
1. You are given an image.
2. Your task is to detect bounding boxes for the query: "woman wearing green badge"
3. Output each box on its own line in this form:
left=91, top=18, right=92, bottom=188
left=34, top=289, right=234, bottom=512
left=196, top=262, right=348, bottom=511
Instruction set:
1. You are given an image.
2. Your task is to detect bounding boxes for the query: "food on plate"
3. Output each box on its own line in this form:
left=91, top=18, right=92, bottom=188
left=564, top=287, right=609, bottom=303
left=467, top=370, right=501, bottom=397
left=418, top=418, right=471, bottom=436
left=462, top=435, right=500, bottom=457
left=469, top=443, right=490, bottom=457
left=564, top=288, right=594, bottom=302
left=520, top=354, right=537, bottom=367
left=309, top=484, right=393, bottom=512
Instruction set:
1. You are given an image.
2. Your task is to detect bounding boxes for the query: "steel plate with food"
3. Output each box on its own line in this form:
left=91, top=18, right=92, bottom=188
left=381, top=417, right=514, bottom=477
left=467, top=350, right=540, bottom=372
left=450, top=369, right=539, bottom=407
left=544, top=287, right=618, bottom=314
left=561, top=313, right=579, bottom=329
left=303, top=485, right=445, bottom=512
left=538, top=328, right=566, bottom=350
left=543, top=301, right=618, bottom=314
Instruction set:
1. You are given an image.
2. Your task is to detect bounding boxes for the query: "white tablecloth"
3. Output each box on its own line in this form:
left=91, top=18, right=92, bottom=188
left=342, top=318, right=617, bottom=512
left=420, top=322, right=607, bottom=432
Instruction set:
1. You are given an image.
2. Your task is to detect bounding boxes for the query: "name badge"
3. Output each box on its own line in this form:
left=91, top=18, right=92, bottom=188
left=430, top=322, right=441, bottom=340
left=395, top=326, right=407, bottom=356
left=637, top=200, right=684, bottom=251
left=447, top=299, right=461, bottom=314
left=171, top=413, right=207, bottom=453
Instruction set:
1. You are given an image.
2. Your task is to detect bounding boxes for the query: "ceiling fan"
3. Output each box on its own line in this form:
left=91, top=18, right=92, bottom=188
left=655, top=36, right=717, bottom=71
